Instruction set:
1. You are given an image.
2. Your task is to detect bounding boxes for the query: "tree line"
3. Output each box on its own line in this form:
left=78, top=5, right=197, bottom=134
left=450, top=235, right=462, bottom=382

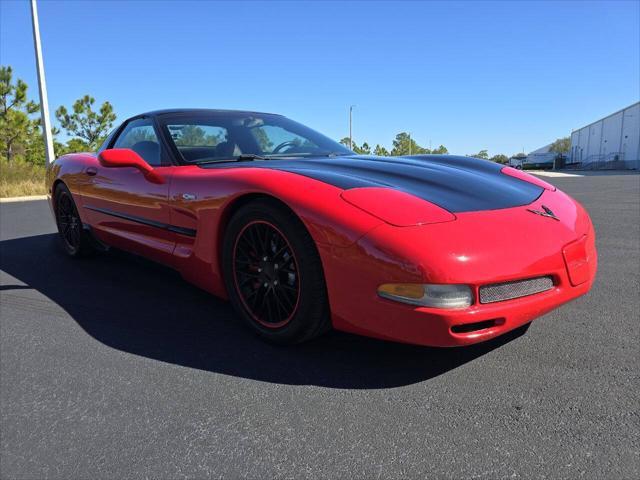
left=1, top=66, right=116, bottom=165
left=339, top=133, right=450, bottom=157
left=339, top=134, right=517, bottom=164
left=1, top=64, right=570, bottom=167
left=340, top=132, right=570, bottom=163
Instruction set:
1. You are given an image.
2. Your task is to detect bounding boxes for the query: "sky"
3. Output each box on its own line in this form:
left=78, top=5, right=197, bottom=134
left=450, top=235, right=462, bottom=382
left=1, top=0, right=639, bottom=156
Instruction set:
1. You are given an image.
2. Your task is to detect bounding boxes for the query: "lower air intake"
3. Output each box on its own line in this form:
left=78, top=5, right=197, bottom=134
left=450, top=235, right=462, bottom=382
left=479, top=276, right=554, bottom=304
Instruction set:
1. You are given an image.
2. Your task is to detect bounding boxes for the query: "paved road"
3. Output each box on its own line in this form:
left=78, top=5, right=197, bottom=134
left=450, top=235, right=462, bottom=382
left=1, top=174, right=638, bottom=479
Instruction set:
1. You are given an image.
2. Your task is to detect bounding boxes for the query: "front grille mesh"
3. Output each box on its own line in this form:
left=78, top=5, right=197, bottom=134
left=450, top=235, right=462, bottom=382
left=479, top=276, right=554, bottom=304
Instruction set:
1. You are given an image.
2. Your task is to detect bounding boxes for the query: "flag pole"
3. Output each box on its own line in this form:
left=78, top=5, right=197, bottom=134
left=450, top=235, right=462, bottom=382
left=30, top=0, right=55, bottom=165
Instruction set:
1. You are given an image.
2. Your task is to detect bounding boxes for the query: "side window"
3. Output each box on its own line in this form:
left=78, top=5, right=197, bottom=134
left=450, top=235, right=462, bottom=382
left=113, top=118, right=161, bottom=166
left=169, top=124, right=227, bottom=147
left=249, top=125, right=318, bottom=154
left=167, top=123, right=233, bottom=162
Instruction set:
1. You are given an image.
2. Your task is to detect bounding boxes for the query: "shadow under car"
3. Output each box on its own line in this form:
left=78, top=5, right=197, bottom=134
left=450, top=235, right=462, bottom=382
left=0, top=233, right=530, bottom=389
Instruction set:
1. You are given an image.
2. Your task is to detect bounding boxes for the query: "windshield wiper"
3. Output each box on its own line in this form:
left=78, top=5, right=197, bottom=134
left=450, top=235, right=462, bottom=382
left=196, top=153, right=267, bottom=165
left=307, top=151, right=354, bottom=158
left=236, top=153, right=267, bottom=161
left=264, top=152, right=351, bottom=159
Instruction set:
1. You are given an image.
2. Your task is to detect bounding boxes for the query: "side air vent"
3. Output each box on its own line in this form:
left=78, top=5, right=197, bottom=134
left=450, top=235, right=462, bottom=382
left=479, top=276, right=554, bottom=304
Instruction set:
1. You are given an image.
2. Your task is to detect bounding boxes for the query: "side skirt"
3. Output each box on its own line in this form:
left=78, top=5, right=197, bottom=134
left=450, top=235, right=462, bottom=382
left=82, top=224, right=110, bottom=252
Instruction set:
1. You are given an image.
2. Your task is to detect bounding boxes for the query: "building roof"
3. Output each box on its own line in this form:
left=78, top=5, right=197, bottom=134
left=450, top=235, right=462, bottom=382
left=529, top=143, right=553, bottom=155
left=571, top=101, right=640, bottom=134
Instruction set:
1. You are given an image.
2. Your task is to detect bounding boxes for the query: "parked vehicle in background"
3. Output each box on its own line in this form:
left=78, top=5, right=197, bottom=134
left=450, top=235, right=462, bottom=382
left=526, top=152, right=556, bottom=170
left=509, top=154, right=526, bottom=169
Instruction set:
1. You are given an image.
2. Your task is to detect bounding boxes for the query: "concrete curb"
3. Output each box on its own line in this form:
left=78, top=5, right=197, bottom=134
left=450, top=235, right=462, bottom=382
left=529, top=171, right=583, bottom=178
left=0, top=195, right=48, bottom=203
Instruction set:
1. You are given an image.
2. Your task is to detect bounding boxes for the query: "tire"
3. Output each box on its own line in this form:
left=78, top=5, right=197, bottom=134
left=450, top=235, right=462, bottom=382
left=54, top=183, right=95, bottom=257
left=222, top=200, right=331, bottom=344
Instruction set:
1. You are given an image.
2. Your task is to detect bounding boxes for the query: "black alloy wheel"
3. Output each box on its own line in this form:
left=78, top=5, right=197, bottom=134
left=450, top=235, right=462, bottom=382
left=54, top=184, right=94, bottom=257
left=233, top=220, right=300, bottom=328
left=222, top=200, right=330, bottom=344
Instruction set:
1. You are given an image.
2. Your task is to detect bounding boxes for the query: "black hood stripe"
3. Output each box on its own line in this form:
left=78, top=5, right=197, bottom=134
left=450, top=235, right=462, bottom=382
left=202, top=155, right=543, bottom=213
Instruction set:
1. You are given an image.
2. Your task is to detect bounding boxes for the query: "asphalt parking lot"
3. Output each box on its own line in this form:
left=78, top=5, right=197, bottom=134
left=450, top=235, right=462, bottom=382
left=1, top=173, right=638, bottom=479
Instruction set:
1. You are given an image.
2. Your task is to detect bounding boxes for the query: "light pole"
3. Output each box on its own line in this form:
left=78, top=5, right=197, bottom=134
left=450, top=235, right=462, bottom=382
left=408, top=132, right=412, bottom=156
left=30, top=0, right=55, bottom=165
left=349, top=105, right=356, bottom=150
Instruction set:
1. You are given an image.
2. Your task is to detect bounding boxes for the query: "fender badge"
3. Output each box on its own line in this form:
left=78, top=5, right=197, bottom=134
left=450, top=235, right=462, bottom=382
left=527, top=205, right=559, bottom=221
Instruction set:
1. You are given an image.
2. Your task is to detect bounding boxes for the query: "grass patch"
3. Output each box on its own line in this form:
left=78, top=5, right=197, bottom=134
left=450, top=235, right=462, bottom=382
left=0, top=159, right=47, bottom=197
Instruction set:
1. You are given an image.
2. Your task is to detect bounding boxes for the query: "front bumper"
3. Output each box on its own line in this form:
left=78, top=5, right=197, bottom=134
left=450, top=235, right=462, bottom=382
left=328, top=253, right=595, bottom=347
left=375, top=266, right=593, bottom=347
left=321, top=189, right=597, bottom=347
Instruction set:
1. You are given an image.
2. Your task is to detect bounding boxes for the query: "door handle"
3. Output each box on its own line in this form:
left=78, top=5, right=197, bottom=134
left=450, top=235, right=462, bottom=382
left=86, top=167, right=98, bottom=176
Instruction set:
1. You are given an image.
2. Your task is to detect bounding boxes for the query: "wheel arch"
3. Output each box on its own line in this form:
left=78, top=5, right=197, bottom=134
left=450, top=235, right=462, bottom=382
left=217, top=193, right=307, bottom=265
left=216, top=192, right=328, bottom=295
left=51, top=179, right=92, bottom=226
left=51, top=179, right=67, bottom=213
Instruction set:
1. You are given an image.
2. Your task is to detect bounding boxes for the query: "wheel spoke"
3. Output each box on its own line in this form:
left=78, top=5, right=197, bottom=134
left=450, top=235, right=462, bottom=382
left=249, top=226, right=264, bottom=254
left=236, top=240, right=255, bottom=259
left=273, top=287, right=291, bottom=313
left=272, top=243, right=289, bottom=261
left=235, top=257, right=254, bottom=266
left=264, top=289, right=274, bottom=322
left=280, top=255, right=295, bottom=268
left=57, top=193, right=83, bottom=249
left=238, top=273, right=260, bottom=287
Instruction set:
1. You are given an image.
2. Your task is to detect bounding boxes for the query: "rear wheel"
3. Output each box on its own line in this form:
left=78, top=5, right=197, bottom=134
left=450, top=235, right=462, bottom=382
left=222, top=200, right=330, bottom=344
left=54, top=184, right=95, bottom=257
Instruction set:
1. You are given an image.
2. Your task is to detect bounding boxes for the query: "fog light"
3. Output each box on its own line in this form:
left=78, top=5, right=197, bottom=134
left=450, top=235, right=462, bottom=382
left=378, top=283, right=473, bottom=309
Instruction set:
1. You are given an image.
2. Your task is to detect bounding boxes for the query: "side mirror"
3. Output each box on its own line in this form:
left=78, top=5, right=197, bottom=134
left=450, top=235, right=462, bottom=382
left=98, top=149, right=164, bottom=184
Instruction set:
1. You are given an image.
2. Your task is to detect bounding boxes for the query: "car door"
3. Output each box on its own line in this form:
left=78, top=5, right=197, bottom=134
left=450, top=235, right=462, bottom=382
left=82, top=117, right=176, bottom=265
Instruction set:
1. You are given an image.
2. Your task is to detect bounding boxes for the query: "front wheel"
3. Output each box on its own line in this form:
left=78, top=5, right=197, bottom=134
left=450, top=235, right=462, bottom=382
left=222, top=200, right=330, bottom=344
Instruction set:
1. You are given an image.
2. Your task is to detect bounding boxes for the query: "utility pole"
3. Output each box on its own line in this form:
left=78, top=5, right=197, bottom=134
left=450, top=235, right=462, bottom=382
left=30, top=0, right=55, bottom=165
left=349, top=105, right=355, bottom=150
left=409, top=132, right=412, bottom=156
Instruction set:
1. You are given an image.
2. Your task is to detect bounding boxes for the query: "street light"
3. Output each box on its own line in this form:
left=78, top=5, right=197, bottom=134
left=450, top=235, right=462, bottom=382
left=30, top=0, right=55, bottom=165
left=349, top=105, right=356, bottom=150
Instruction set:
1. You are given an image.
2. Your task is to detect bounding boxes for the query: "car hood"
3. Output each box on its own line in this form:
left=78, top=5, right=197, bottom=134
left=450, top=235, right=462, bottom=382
left=203, top=154, right=544, bottom=213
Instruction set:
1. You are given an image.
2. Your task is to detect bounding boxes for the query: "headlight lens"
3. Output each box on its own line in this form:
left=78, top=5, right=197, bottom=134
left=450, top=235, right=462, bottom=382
left=378, top=283, right=473, bottom=309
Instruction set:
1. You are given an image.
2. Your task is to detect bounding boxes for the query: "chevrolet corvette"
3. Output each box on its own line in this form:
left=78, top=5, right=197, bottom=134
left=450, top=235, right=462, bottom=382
left=46, top=109, right=597, bottom=346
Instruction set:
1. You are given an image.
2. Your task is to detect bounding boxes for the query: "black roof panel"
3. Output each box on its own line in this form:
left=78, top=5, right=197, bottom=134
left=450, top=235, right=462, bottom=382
left=137, top=108, right=282, bottom=118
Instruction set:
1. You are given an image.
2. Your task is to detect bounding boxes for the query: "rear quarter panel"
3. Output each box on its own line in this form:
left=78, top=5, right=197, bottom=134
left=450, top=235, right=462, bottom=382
left=46, top=153, right=99, bottom=222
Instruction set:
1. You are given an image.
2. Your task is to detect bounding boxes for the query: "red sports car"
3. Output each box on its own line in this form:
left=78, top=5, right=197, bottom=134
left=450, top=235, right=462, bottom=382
left=47, top=109, right=597, bottom=346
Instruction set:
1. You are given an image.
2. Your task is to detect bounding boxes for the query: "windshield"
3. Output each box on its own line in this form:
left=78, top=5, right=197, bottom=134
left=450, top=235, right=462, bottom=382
left=158, top=112, right=352, bottom=163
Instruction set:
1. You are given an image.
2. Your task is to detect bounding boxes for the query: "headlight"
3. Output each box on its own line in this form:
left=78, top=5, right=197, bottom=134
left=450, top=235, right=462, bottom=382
left=377, top=283, right=473, bottom=309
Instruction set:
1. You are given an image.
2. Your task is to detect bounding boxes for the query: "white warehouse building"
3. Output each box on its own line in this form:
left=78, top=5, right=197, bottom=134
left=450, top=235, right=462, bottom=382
left=569, top=102, right=639, bottom=170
